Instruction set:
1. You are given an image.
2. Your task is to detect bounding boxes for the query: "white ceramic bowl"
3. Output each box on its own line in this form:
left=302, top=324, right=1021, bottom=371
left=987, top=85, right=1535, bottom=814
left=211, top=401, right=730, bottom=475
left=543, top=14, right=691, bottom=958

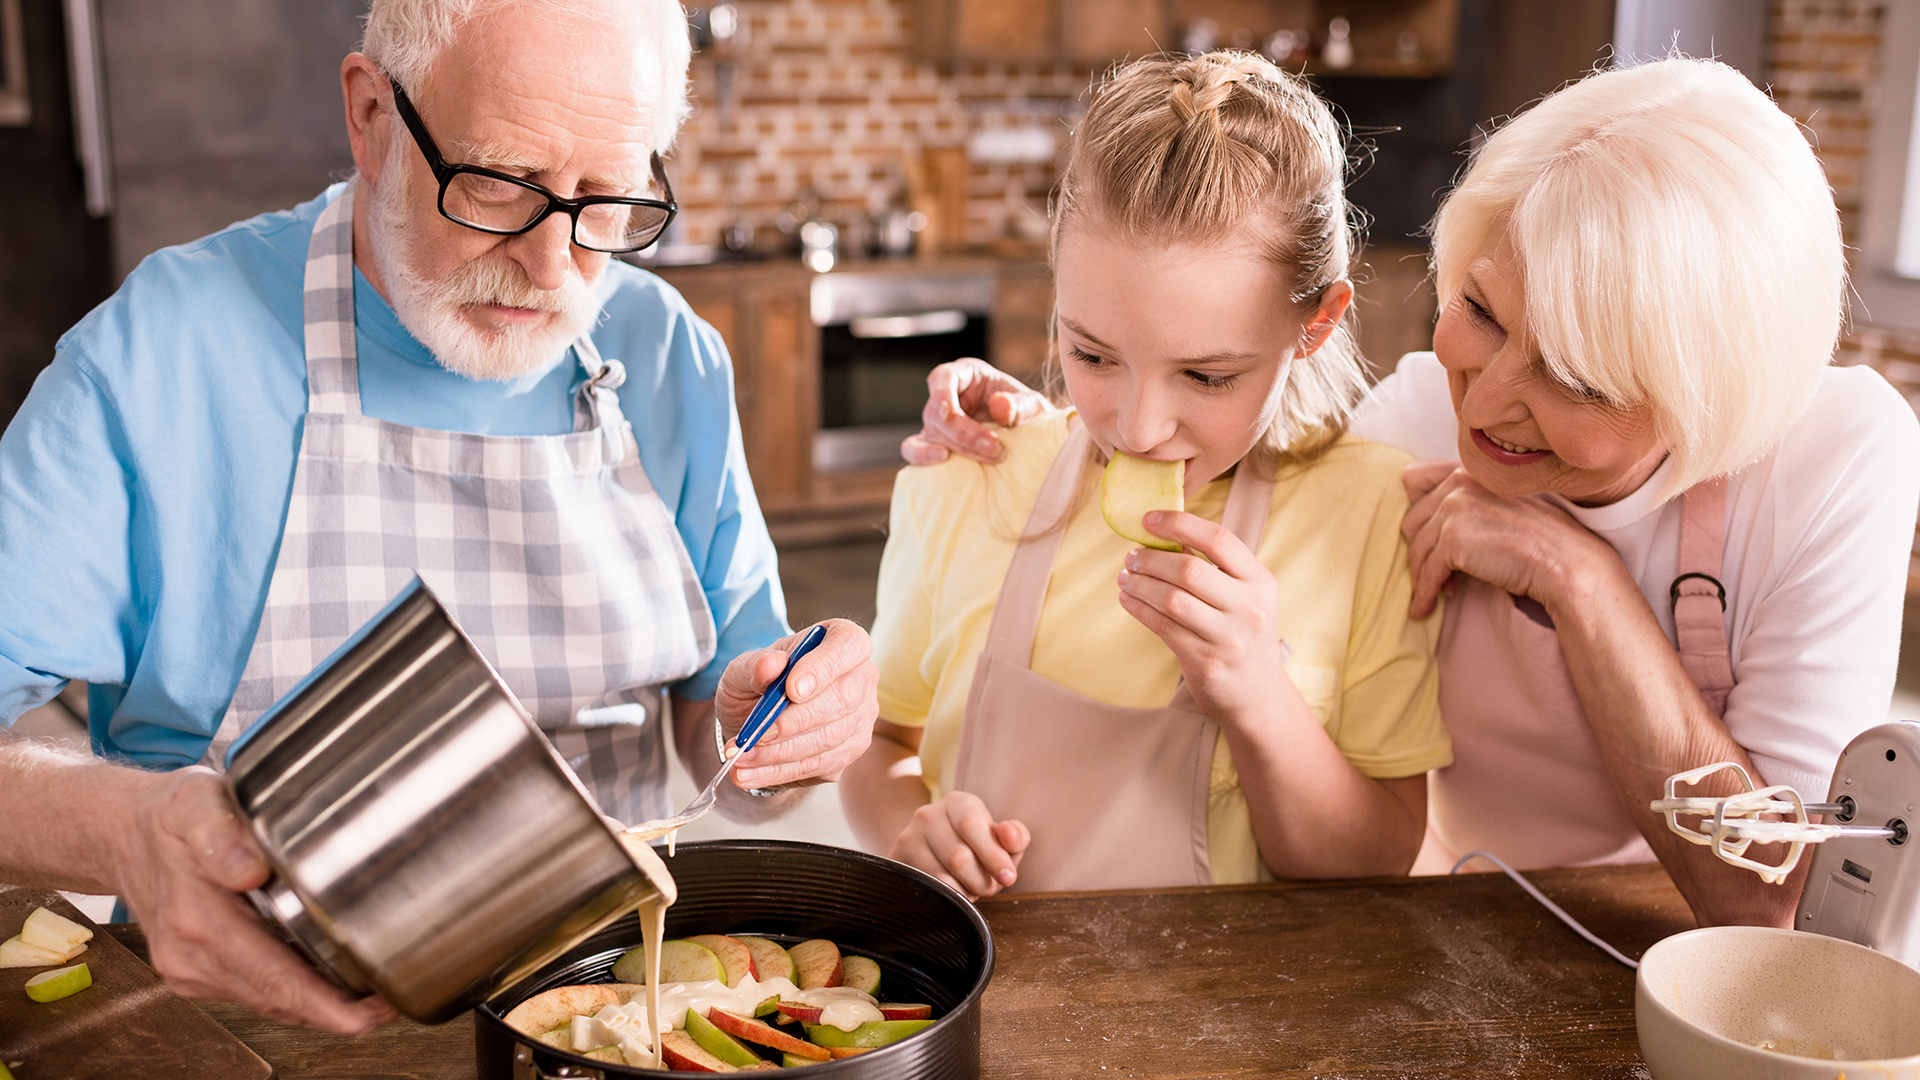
left=1637, top=926, right=1920, bottom=1080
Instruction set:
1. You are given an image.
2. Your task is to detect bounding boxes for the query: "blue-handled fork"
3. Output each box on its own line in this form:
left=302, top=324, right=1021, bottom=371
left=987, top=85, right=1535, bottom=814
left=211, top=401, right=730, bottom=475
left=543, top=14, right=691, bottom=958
left=624, top=623, right=830, bottom=838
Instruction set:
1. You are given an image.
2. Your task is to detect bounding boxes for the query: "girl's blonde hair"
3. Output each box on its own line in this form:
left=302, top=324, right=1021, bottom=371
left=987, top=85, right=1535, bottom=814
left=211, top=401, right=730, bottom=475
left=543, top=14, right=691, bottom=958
left=1432, top=58, right=1844, bottom=497
left=1051, top=51, right=1369, bottom=463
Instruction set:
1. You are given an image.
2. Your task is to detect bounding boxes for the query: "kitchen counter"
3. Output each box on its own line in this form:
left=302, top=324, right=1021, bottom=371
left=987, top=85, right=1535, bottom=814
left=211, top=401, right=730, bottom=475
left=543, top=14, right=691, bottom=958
left=110, top=861, right=1692, bottom=1078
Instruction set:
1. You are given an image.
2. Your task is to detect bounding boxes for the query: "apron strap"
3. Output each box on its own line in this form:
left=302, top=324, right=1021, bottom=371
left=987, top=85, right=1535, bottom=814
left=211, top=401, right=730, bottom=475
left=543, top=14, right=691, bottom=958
left=569, top=334, right=630, bottom=434
left=978, top=424, right=1094, bottom=670
left=979, top=424, right=1279, bottom=673
left=302, top=183, right=362, bottom=417
left=1671, top=475, right=1735, bottom=715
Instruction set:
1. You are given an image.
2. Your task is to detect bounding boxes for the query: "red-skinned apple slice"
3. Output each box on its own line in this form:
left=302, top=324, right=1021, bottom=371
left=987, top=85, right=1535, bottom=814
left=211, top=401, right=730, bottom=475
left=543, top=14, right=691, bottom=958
left=774, top=1000, right=822, bottom=1024
left=877, top=1003, right=932, bottom=1020
left=788, top=939, right=842, bottom=990
left=828, top=1048, right=872, bottom=1059
left=736, top=937, right=796, bottom=984
left=685, top=934, right=757, bottom=987
left=659, top=1029, right=739, bottom=1072
left=707, top=1008, right=831, bottom=1061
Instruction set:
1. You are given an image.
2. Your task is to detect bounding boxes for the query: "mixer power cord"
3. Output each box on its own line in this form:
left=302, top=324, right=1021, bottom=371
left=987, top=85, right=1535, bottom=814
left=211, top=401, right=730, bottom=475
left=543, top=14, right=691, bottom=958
left=1450, top=850, right=1640, bottom=970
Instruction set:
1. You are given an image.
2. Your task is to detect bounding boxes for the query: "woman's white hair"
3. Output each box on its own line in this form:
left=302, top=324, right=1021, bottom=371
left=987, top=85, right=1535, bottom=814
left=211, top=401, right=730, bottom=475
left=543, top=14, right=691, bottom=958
left=1432, top=57, right=1845, bottom=496
left=361, top=0, right=693, bottom=154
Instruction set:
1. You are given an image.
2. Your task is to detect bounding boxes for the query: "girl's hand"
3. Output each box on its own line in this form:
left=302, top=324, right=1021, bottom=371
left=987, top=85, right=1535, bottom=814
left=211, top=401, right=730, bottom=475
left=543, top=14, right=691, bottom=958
left=1118, top=510, right=1287, bottom=727
left=1399, top=460, right=1619, bottom=618
left=888, top=790, right=1031, bottom=900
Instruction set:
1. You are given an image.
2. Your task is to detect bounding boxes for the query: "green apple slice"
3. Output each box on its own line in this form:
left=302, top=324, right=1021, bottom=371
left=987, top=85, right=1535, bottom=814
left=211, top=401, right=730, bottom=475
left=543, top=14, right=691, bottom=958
left=21, top=907, right=93, bottom=954
left=1100, top=452, right=1183, bottom=551
left=839, top=956, right=880, bottom=997
left=24, top=962, right=91, bottom=1003
left=686, top=1008, right=765, bottom=1068
left=804, top=1019, right=934, bottom=1049
left=611, top=939, right=725, bottom=985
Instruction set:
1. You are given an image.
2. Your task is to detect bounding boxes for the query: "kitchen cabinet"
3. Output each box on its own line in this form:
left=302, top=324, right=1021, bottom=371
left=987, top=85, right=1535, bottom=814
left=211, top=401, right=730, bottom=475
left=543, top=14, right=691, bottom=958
left=912, top=0, right=1460, bottom=77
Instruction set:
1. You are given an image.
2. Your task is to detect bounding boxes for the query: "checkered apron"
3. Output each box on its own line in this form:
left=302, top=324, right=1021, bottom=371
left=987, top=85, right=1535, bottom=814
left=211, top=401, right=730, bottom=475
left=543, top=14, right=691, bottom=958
left=198, top=183, right=717, bottom=823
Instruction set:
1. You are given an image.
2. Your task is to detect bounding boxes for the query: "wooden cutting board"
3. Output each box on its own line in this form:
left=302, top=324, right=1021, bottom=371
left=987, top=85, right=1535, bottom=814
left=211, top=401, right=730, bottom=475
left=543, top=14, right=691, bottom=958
left=0, top=886, right=270, bottom=1080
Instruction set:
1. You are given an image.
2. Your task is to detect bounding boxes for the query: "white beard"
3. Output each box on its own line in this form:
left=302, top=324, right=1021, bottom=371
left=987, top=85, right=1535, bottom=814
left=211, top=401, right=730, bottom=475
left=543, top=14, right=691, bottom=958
left=365, top=148, right=599, bottom=382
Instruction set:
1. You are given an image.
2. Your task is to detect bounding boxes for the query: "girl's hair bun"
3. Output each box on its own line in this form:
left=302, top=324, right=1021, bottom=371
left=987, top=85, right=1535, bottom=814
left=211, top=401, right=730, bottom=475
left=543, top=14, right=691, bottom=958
left=1054, top=51, right=1368, bottom=462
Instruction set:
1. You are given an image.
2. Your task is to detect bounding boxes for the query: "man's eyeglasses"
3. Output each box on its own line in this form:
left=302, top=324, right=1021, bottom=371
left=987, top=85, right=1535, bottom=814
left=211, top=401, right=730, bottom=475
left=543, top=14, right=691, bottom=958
left=386, top=77, right=677, bottom=254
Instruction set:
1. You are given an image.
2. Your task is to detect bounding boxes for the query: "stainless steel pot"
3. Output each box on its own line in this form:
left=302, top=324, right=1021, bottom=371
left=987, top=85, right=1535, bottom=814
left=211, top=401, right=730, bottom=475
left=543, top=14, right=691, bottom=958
left=225, top=577, right=669, bottom=1024
left=476, top=840, right=995, bottom=1080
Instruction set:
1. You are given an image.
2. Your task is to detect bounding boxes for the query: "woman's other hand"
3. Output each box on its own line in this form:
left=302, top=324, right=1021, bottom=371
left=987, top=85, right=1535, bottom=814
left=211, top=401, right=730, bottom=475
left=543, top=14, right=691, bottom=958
left=1117, top=510, right=1288, bottom=727
left=901, top=358, right=1054, bottom=466
left=1399, top=459, right=1617, bottom=619
left=889, top=790, right=1030, bottom=900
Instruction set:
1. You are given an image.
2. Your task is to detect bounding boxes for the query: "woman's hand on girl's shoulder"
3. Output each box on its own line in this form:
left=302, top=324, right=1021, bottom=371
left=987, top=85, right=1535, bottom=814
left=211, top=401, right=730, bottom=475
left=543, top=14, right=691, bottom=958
left=889, top=789, right=1031, bottom=900
left=1399, top=460, right=1617, bottom=618
left=901, top=358, right=1055, bottom=466
left=1116, top=511, right=1288, bottom=728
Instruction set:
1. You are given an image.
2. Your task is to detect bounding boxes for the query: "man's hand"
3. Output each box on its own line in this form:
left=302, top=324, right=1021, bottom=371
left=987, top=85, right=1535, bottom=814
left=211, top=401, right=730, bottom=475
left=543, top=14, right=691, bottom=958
left=901, top=358, right=1054, bottom=466
left=112, top=766, right=396, bottom=1033
left=714, top=619, right=879, bottom=790
left=889, top=790, right=1029, bottom=900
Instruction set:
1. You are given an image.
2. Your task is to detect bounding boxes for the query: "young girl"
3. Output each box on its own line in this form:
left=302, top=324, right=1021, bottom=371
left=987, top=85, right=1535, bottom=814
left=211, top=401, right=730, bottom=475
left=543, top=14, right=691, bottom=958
left=840, top=52, right=1450, bottom=898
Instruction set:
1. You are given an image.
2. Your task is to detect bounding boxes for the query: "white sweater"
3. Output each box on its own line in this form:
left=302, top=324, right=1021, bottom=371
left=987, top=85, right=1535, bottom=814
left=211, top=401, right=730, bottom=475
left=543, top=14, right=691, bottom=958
left=1351, top=352, right=1920, bottom=799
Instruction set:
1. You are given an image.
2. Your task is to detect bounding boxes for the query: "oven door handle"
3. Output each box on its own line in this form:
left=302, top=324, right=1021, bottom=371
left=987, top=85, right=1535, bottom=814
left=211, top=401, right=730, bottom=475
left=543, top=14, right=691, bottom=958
left=848, top=309, right=968, bottom=339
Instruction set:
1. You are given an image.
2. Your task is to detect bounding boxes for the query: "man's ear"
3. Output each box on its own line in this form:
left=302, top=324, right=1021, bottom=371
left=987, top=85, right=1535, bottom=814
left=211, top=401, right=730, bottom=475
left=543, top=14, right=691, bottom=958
left=1298, top=280, right=1355, bottom=356
left=342, top=53, right=391, bottom=182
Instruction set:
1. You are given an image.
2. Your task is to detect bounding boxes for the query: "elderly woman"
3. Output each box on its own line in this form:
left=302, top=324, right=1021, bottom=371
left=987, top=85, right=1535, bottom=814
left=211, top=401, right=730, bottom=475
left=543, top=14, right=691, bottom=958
left=905, top=58, right=1920, bottom=926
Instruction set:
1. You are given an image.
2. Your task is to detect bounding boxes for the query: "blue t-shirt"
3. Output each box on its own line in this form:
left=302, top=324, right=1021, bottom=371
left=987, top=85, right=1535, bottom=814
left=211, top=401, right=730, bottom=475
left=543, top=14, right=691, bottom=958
left=0, top=185, right=788, bottom=766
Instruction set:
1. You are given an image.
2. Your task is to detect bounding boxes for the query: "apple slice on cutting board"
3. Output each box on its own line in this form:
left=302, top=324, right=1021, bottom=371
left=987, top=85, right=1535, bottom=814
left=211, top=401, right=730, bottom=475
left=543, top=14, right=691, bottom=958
left=1100, top=452, right=1183, bottom=551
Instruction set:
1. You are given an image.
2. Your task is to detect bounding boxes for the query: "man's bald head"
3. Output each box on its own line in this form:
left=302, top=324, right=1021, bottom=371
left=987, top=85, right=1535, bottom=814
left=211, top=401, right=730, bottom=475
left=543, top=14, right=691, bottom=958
left=360, top=0, right=692, bottom=154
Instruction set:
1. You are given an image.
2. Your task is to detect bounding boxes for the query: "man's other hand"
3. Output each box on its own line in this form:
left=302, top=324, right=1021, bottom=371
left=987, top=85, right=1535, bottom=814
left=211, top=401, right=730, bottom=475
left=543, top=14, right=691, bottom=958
left=117, top=767, right=396, bottom=1033
left=715, top=619, right=879, bottom=790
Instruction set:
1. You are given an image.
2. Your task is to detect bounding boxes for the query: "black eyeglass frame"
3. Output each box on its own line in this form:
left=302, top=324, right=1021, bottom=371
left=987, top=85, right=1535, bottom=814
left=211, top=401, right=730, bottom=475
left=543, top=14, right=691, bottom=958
left=386, top=76, right=678, bottom=254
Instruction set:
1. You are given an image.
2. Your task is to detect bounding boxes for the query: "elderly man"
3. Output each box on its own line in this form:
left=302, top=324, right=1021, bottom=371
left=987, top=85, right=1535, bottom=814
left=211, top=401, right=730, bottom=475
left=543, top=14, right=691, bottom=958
left=0, top=0, right=877, bottom=1033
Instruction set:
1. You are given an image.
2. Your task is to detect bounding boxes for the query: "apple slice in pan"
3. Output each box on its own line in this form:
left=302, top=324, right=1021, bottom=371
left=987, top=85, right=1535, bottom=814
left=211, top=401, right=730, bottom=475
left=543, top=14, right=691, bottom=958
left=685, top=934, right=757, bottom=987
left=805, top=1019, right=936, bottom=1049
left=877, top=1003, right=932, bottom=1020
left=839, top=955, right=881, bottom=996
left=685, top=1008, right=766, bottom=1069
left=610, top=938, right=726, bottom=985
left=659, top=1029, right=741, bottom=1072
left=1100, top=452, right=1183, bottom=551
left=708, top=1008, right=831, bottom=1061
left=736, top=936, right=796, bottom=984
left=787, top=939, right=843, bottom=990
left=774, top=1000, right=822, bottom=1024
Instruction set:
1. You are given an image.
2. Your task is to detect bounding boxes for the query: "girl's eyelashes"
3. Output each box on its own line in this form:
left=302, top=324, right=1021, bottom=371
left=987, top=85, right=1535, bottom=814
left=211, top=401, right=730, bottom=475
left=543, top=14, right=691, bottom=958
left=1184, top=369, right=1240, bottom=391
left=1067, top=344, right=1112, bottom=369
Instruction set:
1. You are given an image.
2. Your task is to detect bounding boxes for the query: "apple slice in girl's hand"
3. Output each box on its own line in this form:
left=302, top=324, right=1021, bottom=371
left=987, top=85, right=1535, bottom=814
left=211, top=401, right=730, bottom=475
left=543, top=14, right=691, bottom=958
left=1100, top=452, right=1183, bottom=551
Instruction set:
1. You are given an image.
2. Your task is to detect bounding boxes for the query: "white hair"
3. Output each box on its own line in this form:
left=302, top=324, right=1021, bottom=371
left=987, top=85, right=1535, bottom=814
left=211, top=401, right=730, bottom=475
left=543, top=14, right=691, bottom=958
left=1431, top=58, right=1845, bottom=496
left=360, top=0, right=693, bottom=154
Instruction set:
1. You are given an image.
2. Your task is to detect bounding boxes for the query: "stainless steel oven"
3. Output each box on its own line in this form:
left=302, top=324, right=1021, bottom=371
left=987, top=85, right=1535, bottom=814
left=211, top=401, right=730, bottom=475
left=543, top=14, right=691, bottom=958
left=810, top=270, right=996, bottom=474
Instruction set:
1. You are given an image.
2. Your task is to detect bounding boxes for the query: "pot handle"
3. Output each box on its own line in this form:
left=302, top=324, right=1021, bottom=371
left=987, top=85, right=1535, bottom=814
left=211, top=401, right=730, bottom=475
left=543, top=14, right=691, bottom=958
left=513, top=1043, right=605, bottom=1080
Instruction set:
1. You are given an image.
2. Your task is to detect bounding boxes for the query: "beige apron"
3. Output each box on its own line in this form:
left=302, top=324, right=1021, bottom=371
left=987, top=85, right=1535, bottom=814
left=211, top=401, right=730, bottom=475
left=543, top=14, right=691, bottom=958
left=953, top=424, right=1275, bottom=891
left=1422, top=476, right=1735, bottom=870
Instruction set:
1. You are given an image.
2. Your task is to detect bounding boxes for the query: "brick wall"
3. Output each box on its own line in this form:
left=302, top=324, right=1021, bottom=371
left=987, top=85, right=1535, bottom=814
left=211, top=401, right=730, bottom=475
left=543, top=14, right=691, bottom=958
left=666, top=0, right=1085, bottom=253
left=1767, top=1, right=1920, bottom=407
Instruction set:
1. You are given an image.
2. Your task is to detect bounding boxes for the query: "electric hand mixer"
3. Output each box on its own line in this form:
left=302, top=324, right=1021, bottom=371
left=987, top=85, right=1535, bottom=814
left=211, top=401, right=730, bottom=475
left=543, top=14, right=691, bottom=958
left=1650, top=721, right=1919, bottom=968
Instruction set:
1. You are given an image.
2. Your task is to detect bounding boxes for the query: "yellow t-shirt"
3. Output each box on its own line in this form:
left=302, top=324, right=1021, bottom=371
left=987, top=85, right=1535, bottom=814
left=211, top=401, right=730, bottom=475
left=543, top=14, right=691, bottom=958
left=871, top=412, right=1451, bottom=884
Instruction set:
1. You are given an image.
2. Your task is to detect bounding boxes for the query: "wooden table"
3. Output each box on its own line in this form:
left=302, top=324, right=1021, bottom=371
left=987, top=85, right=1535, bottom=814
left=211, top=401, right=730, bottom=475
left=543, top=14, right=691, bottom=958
left=113, top=863, right=1694, bottom=1079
